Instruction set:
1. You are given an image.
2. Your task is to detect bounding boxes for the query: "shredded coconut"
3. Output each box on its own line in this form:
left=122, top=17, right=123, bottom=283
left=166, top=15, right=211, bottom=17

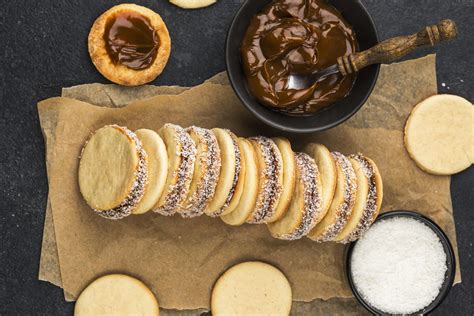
left=351, top=217, right=448, bottom=314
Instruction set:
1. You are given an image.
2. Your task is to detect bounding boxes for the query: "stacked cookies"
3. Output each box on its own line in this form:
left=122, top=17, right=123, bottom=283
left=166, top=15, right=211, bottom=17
left=79, top=124, right=383, bottom=243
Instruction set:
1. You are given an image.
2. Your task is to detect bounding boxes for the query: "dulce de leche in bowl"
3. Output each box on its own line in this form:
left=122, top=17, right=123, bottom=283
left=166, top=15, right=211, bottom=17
left=241, top=0, right=358, bottom=115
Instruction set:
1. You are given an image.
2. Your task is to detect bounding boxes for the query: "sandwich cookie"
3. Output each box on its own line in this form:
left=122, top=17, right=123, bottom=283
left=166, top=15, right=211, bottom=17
left=221, top=138, right=258, bottom=226
left=211, top=262, right=292, bottom=316
left=178, top=126, right=221, bottom=218
left=335, top=154, right=383, bottom=243
left=305, top=143, right=337, bottom=224
left=133, top=129, right=168, bottom=214
left=267, top=152, right=323, bottom=240
left=74, top=274, right=159, bottom=316
left=308, top=152, right=357, bottom=242
left=246, top=137, right=283, bottom=224
left=267, top=137, right=296, bottom=223
left=78, top=125, right=148, bottom=220
left=205, top=128, right=243, bottom=217
left=154, top=124, right=196, bottom=216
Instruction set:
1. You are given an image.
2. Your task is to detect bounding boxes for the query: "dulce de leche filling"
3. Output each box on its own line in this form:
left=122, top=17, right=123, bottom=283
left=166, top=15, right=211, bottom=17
left=241, top=0, right=358, bottom=114
left=104, top=11, right=160, bottom=70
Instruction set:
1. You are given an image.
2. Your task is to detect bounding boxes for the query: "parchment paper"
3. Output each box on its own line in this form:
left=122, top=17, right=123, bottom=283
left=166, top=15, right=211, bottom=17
left=38, top=55, right=460, bottom=312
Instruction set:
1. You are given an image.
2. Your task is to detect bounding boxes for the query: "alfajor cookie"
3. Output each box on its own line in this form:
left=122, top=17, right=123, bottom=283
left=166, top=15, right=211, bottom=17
left=74, top=274, right=159, bottom=316
left=404, top=94, right=474, bottom=175
left=179, top=126, right=221, bottom=218
left=308, top=152, right=357, bottom=242
left=305, top=143, right=337, bottom=223
left=267, top=153, right=323, bottom=240
left=221, top=138, right=258, bottom=226
left=211, top=261, right=292, bottom=316
left=78, top=125, right=148, bottom=220
left=246, top=137, right=283, bottom=224
left=205, top=128, right=243, bottom=217
left=133, top=129, right=168, bottom=215
left=267, top=137, right=296, bottom=223
left=154, top=124, right=196, bottom=216
left=335, top=154, right=383, bottom=243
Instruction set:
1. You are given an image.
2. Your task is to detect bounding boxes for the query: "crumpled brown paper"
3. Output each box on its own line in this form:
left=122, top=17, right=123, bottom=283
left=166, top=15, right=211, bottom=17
left=38, top=55, right=460, bottom=313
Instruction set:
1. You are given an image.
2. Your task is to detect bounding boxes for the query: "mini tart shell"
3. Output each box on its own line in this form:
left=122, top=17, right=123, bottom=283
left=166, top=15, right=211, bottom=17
left=179, top=126, right=221, bottom=218
left=88, top=3, right=171, bottom=86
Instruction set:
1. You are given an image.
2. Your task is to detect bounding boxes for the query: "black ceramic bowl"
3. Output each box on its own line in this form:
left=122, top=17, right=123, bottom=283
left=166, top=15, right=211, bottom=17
left=345, top=210, right=456, bottom=315
left=226, top=0, right=380, bottom=133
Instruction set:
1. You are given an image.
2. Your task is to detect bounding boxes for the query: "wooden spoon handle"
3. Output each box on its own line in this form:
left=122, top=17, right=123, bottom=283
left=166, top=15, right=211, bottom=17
left=337, top=19, right=457, bottom=75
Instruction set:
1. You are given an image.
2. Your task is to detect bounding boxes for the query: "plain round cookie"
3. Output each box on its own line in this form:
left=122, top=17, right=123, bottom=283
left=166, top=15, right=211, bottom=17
left=211, top=262, right=292, bottom=316
left=74, top=274, right=159, bottom=316
left=134, top=129, right=168, bottom=214
left=88, top=3, right=171, bottom=86
left=404, top=94, right=473, bottom=175
left=78, top=125, right=147, bottom=219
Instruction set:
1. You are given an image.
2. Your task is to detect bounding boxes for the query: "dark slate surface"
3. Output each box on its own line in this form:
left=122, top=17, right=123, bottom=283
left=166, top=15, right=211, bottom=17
left=1, top=0, right=472, bottom=314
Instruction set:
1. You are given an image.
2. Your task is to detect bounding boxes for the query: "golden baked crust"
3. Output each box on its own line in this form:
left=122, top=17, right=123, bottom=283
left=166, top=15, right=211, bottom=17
left=88, top=3, right=171, bottom=86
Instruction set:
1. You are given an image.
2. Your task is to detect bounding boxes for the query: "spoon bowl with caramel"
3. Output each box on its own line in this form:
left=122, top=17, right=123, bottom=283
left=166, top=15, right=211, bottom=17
left=226, top=0, right=379, bottom=133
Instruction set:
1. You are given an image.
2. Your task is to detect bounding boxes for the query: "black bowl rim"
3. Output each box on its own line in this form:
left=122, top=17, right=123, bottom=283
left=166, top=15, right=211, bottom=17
left=225, top=0, right=381, bottom=133
left=345, top=210, right=456, bottom=315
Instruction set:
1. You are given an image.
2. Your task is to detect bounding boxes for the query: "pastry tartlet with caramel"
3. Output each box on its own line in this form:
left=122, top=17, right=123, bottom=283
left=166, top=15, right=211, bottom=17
left=88, top=4, right=171, bottom=86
